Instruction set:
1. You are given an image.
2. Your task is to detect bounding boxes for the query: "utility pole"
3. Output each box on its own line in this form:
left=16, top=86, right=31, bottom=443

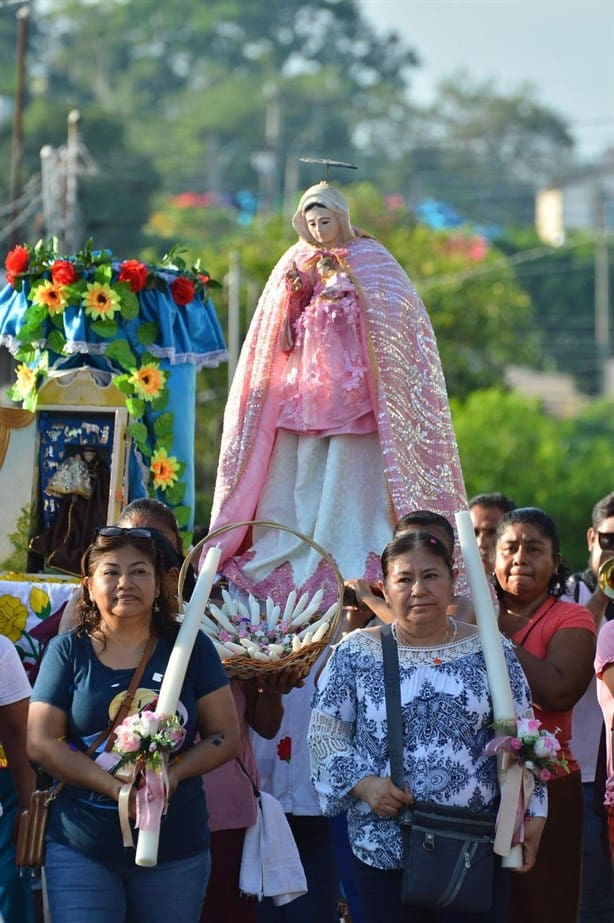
left=226, top=251, right=241, bottom=390
left=9, top=5, right=29, bottom=248
left=64, top=110, right=82, bottom=252
left=594, top=186, right=612, bottom=394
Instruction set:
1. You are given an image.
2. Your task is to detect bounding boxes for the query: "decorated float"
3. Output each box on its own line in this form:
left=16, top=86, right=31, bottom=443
left=0, top=238, right=228, bottom=675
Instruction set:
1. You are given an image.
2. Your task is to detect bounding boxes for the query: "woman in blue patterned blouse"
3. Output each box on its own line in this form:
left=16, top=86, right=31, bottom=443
left=308, top=531, right=547, bottom=922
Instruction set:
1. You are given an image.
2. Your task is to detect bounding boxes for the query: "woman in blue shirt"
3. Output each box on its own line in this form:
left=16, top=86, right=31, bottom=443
left=28, top=527, right=240, bottom=923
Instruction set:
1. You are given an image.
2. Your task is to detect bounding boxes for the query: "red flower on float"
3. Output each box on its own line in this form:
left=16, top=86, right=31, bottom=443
left=4, top=245, right=30, bottom=285
left=170, top=276, right=195, bottom=306
left=50, top=260, right=78, bottom=286
left=118, top=259, right=148, bottom=292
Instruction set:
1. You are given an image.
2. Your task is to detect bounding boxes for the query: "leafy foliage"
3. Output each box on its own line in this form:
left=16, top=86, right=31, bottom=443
left=451, top=388, right=614, bottom=570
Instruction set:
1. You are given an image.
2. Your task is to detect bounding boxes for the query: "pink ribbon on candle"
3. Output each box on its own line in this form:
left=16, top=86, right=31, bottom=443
left=485, top=736, right=536, bottom=852
left=136, top=762, right=169, bottom=834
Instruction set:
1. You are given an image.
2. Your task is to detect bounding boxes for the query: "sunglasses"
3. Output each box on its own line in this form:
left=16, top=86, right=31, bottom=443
left=94, top=526, right=154, bottom=540
left=597, top=532, right=614, bottom=551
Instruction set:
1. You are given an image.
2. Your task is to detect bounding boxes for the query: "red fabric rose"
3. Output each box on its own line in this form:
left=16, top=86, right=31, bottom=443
left=118, top=259, right=148, bottom=292
left=51, top=260, right=78, bottom=285
left=170, top=276, right=195, bottom=305
left=276, top=736, right=292, bottom=763
left=4, top=244, right=30, bottom=285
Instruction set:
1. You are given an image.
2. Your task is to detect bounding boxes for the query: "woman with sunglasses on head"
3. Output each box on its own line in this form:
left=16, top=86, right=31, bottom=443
left=57, top=498, right=192, bottom=635
left=27, top=527, right=240, bottom=923
left=494, top=507, right=596, bottom=923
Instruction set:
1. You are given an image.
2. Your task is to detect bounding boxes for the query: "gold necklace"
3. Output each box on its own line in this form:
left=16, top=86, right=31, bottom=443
left=395, top=617, right=457, bottom=648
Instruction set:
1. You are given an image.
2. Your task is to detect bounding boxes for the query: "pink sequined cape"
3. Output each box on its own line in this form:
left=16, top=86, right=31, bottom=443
left=209, top=234, right=467, bottom=569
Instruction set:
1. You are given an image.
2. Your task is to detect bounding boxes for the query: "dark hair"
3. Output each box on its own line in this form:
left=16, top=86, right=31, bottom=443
left=591, top=492, right=614, bottom=529
left=77, top=531, right=179, bottom=640
left=381, top=530, right=454, bottom=580
left=394, top=510, right=454, bottom=554
left=119, top=498, right=183, bottom=554
left=495, top=506, right=570, bottom=596
left=469, top=492, right=516, bottom=515
left=303, top=201, right=327, bottom=213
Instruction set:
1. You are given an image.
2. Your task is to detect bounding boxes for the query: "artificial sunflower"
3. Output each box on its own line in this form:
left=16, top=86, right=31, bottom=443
left=150, top=447, right=180, bottom=492
left=128, top=362, right=167, bottom=402
left=83, top=281, right=121, bottom=321
left=30, top=279, right=69, bottom=315
left=12, top=363, right=37, bottom=400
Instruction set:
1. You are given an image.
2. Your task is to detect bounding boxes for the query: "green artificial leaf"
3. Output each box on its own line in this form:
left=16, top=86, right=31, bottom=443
left=150, top=391, right=169, bottom=413
left=116, top=283, right=139, bottom=320
left=163, top=481, right=186, bottom=506
left=173, top=506, right=191, bottom=528
left=17, top=322, right=45, bottom=345
left=104, top=339, right=136, bottom=370
left=93, top=264, right=112, bottom=284
left=153, top=412, right=174, bottom=438
left=46, top=329, right=67, bottom=355
left=153, top=432, right=173, bottom=452
left=137, top=322, right=158, bottom=346
left=125, top=397, right=146, bottom=417
left=113, top=375, right=134, bottom=395
left=90, top=320, right=119, bottom=339
left=14, top=346, right=38, bottom=363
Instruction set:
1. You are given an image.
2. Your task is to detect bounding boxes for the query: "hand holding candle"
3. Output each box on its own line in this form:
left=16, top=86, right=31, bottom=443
left=455, top=511, right=523, bottom=868
left=135, top=545, right=222, bottom=867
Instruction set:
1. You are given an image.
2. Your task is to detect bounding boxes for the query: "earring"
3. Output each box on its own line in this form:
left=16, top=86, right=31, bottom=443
left=153, top=598, right=160, bottom=614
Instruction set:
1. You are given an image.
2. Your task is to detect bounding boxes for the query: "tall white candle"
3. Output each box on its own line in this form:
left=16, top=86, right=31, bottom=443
left=135, top=545, right=222, bottom=867
left=455, top=511, right=522, bottom=867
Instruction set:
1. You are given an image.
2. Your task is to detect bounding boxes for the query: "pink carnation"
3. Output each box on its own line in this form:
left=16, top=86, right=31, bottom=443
left=516, top=717, right=541, bottom=737
left=114, top=725, right=141, bottom=752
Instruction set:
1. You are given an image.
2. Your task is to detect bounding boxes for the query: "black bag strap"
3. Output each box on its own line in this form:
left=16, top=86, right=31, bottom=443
left=236, top=757, right=260, bottom=800
left=381, top=624, right=404, bottom=790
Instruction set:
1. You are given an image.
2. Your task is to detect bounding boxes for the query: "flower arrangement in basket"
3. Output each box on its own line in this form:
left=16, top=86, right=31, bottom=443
left=178, top=520, right=344, bottom=681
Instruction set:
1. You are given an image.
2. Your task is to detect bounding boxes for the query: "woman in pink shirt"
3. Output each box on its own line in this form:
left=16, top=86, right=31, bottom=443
left=495, top=507, right=596, bottom=923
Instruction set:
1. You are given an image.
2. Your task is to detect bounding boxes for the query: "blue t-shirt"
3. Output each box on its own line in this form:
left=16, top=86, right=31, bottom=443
left=31, top=630, right=228, bottom=865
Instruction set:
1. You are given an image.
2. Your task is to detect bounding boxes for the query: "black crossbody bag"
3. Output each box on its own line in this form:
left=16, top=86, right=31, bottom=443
left=381, top=624, right=496, bottom=913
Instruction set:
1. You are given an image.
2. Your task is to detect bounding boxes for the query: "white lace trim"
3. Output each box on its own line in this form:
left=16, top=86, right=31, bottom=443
left=307, top=710, right=353, bottom=764
left=355, top=622, right=483, bottom=666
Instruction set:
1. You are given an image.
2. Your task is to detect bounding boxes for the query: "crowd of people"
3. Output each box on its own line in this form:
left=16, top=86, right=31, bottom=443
left=1, top=181, right=613, bottom=923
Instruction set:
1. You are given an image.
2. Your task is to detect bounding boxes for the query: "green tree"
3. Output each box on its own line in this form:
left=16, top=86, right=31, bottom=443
left=390, top=75, right=575, bottom=227
left=498, top=228, right=614, bottom=396
left=451, top=388, right=614, bottom=569
left=33, top=0, right=417, bottom=199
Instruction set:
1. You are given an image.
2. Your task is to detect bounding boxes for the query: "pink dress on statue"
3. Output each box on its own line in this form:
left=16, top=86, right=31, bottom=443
left=277, top=257, right=375, bottom=436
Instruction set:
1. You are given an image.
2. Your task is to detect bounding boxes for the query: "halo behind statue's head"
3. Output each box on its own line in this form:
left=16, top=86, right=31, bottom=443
left=292, top=182, right=355, bottom=246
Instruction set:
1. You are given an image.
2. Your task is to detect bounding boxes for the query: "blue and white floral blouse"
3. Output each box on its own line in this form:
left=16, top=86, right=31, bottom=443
left=308, top=626, right=547, bottom=869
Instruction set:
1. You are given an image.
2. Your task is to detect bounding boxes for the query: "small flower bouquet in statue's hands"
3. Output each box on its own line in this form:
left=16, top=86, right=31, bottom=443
left=486, top=716, right=569, bottom=782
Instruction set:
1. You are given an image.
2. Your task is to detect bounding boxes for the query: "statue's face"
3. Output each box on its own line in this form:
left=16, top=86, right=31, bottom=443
left=304, top=206, right=342, bottom=247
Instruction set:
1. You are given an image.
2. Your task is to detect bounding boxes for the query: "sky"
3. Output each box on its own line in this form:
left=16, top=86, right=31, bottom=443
left=359, top=0, right=614, bottom=161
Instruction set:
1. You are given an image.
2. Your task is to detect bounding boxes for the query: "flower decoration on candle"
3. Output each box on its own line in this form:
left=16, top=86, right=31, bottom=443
left=3, top=238, right=218, bottom=528
left=486, top=717, right=569, bottom=782
left=113, top=711, right=185, bottom=772
left=113, top=711, right=185, bottom=844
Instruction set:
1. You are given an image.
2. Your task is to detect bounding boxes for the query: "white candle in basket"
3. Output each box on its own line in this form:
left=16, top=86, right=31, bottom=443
left=455, top=511, right=523, bottom=868
left=135, top=545, right=222, bottom=867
